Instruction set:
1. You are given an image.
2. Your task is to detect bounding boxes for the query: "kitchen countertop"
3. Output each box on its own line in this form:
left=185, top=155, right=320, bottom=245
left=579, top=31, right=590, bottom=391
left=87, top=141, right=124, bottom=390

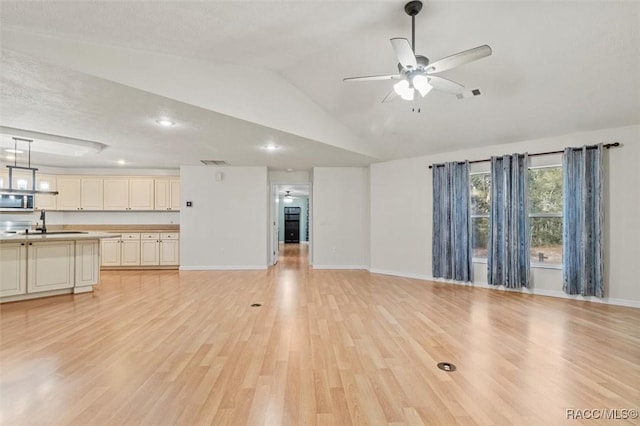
left=0, top=231, right=120, bottom=242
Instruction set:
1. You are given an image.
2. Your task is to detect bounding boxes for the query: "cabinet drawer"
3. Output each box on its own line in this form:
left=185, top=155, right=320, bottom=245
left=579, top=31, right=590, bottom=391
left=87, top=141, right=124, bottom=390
left=141, top=233, right=160, bottom=240
left=121, top=233, right=141, bottom=239
left=160, top=233, right=179, bottom=240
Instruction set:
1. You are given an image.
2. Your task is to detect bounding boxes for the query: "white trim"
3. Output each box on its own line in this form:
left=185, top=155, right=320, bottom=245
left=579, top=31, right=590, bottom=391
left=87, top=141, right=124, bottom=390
left=313, top=265, right=369, bottom=270
left=179, top=265, right=268, bottom=271
left=368, top=270, right=640, bottom=309
left=368, top=268, right=431, bottom=281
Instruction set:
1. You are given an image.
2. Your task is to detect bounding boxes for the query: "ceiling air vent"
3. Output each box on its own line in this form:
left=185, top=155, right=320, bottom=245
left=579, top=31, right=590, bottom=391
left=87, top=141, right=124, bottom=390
left=456, top=89, right=482, bottom=100
left=200, top=160, right=228, bottom=166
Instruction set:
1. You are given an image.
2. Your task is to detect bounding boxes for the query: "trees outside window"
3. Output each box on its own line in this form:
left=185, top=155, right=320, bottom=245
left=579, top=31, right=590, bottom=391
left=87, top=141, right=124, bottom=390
left=528, top=166, right=563, bottom=264
left=469, top=165, right=563, bottom=265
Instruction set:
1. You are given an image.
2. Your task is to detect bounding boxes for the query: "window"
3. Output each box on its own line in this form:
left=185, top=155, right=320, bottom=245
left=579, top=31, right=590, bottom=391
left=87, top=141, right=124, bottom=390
left=528, top=166, right=563, bottom=265
left=469, top=164, right=563, bottom=265
left=470, top=172, right=490, bottom=259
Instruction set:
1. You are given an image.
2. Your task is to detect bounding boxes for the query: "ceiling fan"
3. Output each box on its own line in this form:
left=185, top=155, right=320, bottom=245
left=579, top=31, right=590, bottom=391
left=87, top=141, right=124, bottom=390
left=343, top=0, right=492, bottom=103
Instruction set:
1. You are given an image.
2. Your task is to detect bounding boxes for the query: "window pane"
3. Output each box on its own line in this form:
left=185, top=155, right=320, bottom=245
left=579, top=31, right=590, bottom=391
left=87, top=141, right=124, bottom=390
left=471, top=173, right=491, bottom=215
left=472, top=217, right=489, bottom=258
left=529, top=167, right=563, bottom=214
left=530, top=217, right=563, bottom=264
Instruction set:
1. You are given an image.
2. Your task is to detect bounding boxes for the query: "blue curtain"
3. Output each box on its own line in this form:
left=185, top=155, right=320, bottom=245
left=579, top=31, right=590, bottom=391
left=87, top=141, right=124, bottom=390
left=488, top=153, right=530, bottom=288
left=432, top=161, right=472, bottom=282
left=562, top=145, right=604, bottom=297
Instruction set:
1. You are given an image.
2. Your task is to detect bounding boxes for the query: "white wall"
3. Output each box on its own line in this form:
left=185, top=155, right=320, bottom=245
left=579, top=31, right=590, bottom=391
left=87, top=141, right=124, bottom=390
left=312, top=167, right=369, bottom=269
left=370, top=124, right=640, bottom=307
left=180, top=166, right=268, bottom=270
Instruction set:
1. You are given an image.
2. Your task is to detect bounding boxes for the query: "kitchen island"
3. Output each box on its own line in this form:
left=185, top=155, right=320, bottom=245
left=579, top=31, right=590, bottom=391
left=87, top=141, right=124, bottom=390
left=0, top=231, right=120, bottom=303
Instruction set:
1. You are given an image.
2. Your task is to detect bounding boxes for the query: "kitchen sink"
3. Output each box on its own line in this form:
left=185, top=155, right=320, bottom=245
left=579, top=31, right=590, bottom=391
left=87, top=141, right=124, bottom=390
left=31, top=231, right=89, bottom=235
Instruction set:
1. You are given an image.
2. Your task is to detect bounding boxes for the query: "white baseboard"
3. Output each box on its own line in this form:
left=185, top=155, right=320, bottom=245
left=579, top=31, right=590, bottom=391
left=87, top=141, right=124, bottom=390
left=179, top=265, right=268, bottom=271
left=368, top=270, right=640, bottom=309
left=313, top=265, right=369, bottom=270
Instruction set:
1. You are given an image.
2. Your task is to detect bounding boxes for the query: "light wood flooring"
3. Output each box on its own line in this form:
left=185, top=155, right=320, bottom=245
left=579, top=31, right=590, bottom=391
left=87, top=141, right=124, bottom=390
left=1, top=243, right=639, bottom=425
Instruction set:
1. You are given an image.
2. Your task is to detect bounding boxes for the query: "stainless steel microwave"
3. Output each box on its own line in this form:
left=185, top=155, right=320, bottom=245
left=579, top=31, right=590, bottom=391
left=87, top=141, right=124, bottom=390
left=0, top=193, right=35, bottom=212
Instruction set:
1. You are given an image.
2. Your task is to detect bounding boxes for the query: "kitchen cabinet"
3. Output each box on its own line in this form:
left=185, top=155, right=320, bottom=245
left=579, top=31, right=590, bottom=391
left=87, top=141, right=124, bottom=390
left=10, top=170, right=33, bottom=191
left=0, top=242, right=27, bottom=297
left=140, top=233, right=160, bottom=265
left=159, top=233, right=180, bottom=265
left=100, top=178, right=156, bottom=211
left=76, top=240, right=100, bottom=287
left=35, top=174, right=57, bottom=210
left=140, top=232, right=180, bottom=266
left=57, top=176, right=104, bottom=210
left=101, top=233, right=141, bottom=266
left=1, top=234, right=108, bottom=303
left=129, top=179, right=155, bottom=210
left=27, top=240, right=75, bottom=293
left=154, top=178, right=180, bottom=211
left=103, top=178, right=129, bottom=210
left=101, top=232, right=179, bottom=267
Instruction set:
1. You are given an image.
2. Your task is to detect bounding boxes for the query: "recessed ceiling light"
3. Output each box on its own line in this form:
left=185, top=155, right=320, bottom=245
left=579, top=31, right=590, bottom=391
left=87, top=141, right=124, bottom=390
left=264, top=144, right=279, bottom=151
left=155, top=119, right=175, bottom=127
left=4, top=148, right=24, bottom=154
left=117, top=159, right=126, bottom=165
left=286, top=168, right=294, bottom=172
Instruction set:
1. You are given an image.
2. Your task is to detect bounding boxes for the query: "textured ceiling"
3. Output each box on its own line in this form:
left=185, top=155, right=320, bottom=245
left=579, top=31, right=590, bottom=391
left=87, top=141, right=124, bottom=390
left=0, top=1, right=638, bottom=170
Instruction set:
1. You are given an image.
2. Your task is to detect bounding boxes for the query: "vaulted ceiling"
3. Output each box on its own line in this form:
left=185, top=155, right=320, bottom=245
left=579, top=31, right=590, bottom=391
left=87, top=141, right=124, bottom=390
left=1, top=1, right=638, bottom=170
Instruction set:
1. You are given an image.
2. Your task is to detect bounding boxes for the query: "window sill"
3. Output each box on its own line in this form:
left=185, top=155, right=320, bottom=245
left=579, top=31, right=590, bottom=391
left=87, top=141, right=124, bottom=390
left=472, top=259, right=562, bottom=270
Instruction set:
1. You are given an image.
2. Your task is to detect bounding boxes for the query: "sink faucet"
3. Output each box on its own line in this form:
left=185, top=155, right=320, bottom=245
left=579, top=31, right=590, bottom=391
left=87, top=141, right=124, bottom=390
left=36, top=210, right=47, bottom=233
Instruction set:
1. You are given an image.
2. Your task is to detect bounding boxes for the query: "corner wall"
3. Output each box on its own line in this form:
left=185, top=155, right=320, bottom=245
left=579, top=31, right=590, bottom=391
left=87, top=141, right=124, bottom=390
left=370, top=124, right=640, bottom=307
left=180, top=166, right=268, bottom=270
left=312, top=167, right=369, bottom=269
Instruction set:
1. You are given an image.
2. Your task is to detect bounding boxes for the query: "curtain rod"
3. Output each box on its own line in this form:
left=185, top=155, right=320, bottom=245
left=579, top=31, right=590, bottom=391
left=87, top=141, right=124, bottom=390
left=428, top=142, right=620, bottom=169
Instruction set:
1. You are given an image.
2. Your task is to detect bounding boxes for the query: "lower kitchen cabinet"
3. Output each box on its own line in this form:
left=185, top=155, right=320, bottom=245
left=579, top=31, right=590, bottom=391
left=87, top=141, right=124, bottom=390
left=76, top=240, right=100, bottom=287
left=1, top=237, right=107, bottom=303
left=27, top=241, right=75, bottom=293
left=0, top=242, right=27, bottom=297
left=101, top=232, right=179, bottom=267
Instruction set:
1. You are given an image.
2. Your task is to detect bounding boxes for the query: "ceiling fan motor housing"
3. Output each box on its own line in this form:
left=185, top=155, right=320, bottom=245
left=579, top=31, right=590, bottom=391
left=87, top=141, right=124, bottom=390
left=404, top=1, right=423, bottom=16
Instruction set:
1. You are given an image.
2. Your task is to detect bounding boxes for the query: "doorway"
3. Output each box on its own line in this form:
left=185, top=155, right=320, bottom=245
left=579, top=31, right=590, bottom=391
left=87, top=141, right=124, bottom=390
left=269, top=183, right=311, bottom=266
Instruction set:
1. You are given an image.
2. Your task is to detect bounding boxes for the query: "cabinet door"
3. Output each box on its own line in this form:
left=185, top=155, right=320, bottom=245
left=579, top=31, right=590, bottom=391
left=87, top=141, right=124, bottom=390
left=170, top=179, right=181, bottom=211
left=76, top=240, right=100, bottom=286
left=57, top=176, right=82, bottom=210
left=120, top=240, right=141, bottom=266
left=140, top=238, right=160, bottom=265
left=0, top=242, right=27, bottom=297
left=129, top=179, right=155, bottom=210
left=81, top=178, right=104, bottom=210
left=103, top=178, right=129, bottom=210
left=35, top=174, right=57, bottom=210
left=154, top=179, right=170, bottom=210
left=159, top=239, right=180, bottom=265
left=101, top=239, right=121, bottom=266
left=27, top=241, right=75, bottom=292
left=11, top=170, right=33, bottom=191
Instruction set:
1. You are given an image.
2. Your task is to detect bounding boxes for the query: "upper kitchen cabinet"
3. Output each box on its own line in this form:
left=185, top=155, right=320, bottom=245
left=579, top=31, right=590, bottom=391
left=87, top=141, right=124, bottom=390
left=129, top=178, right=155, bottom=210
left=34, top=174, right=57, bottom=210
left=57, top=176, right=103, bottom=210
left=154, top=177, right=180, bottom=211
left=103, top=178, right=154, bottom=210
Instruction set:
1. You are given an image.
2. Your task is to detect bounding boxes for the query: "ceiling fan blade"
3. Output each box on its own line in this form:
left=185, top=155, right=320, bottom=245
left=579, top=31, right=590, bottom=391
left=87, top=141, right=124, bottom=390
left=427, top=75, right=465, bottom=93
left=426, top=45, right=492, bottom=74
left=343, top=74, right=402, bottom=82
left=381, top=89, right=398, bottom=103
left=390, top=38, right=417, bottom=69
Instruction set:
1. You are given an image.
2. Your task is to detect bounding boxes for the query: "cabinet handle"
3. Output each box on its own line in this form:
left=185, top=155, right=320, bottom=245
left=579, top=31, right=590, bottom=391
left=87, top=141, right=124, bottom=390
left=20, top=243, right=25, bottom=246
left=29, top=243, right=32, bottom=246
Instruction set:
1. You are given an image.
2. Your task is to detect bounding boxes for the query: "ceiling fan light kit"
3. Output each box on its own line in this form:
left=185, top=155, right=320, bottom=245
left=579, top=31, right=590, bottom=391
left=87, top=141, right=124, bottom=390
left=344, top=0, right=492, bottom=104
